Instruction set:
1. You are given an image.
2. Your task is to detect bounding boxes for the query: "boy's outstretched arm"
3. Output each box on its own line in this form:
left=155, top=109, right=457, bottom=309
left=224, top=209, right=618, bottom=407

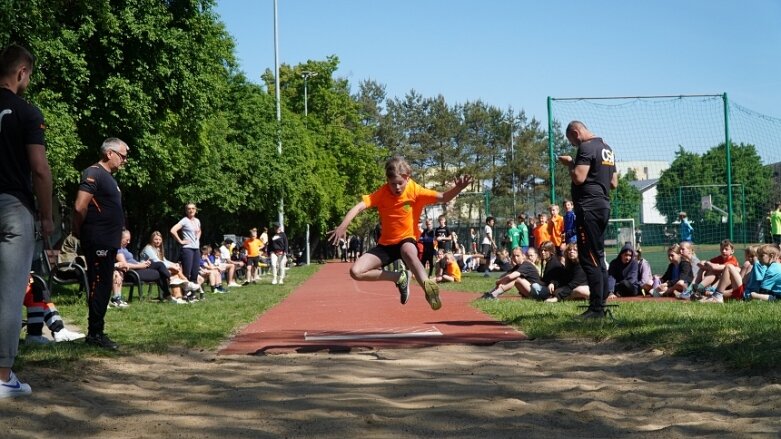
left=328, top=201, right=367, bottom=245
left=439, top=175, right=474, bottom=203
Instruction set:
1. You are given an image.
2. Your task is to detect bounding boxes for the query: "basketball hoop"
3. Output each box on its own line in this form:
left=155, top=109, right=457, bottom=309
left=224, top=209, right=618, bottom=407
left=701, top=195, right=713, bottom=211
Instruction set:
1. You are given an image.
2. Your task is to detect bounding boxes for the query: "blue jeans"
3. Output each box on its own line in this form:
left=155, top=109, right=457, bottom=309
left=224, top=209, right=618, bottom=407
left=0, top=194, right=35, bottom=368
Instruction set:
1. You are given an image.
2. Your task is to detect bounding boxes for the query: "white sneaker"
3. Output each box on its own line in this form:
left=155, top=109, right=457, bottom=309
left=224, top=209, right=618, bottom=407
left=185, top=282, right=200, bottom=292
left=271, top=279, right=278, bottom=285
left=53, top=327, right=86, bottom=342
left=228, top=282, right=241, bottom=288
left=25, top=335, right=51, bottom=345
left=171, top=297, right=188, bottom=304
left=0, top=371, right=32, bottom=398
left=278, top=279, right=284, bottom=285
left=109, top=297, right=129, bottom=308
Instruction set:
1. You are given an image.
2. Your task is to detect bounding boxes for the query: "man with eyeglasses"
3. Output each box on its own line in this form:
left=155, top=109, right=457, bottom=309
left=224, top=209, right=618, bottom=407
left=558, top=121, right=618, bottom=319
left=0, top=44, right=53, bottom=398
left=72, top=138, right=129, bottom=349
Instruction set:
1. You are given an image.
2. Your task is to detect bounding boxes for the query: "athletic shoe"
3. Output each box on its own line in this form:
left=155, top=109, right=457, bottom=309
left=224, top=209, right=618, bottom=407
left=279, top=279, right=284, bottom=285
left=396, top=270, right=411, bottom=305
left=25, top=335, right=51, bottom=345
left=213, top=285, right=226, bottom=293
left=170, top=297, right=188, bottom=304
left=271, top=279, right=278, bottom=285
left=85, top=333, right=118, bottom=350
left=423, top=279, right=442, bottom=310
left=109, top=297, right=129, bottom=308
left=53, top=327, right=86, bottom=342
left=228, top=282, right=242, bottom=288
left=677, top=290, right=692, bottom=300
left=184, top=282, right=200, bottom=292
left=651, top=288, right=662, bottom=298
left=0, top=371, right=32, bottom=399
left=704, top=292, right=724, bottom=303
left=242, top=280, right=250, bottom=286
left=480, top=292, right=496, bottom=301
left=577, top=308, right=606, bottom=319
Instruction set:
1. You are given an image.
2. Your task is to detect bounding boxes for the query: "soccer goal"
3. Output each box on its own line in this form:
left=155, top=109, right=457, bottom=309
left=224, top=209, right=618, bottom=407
left=606, top=218, right=636, bottom=252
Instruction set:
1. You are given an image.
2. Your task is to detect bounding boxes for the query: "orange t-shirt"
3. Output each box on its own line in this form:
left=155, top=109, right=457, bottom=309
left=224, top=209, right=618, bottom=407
left=709, top=255, right=739, bottom=267
left=243, top=237, right=263, bottom=257
left=532, top=224, right=551, bottom=247
left=548, top=214, right=564, bottom=247
left=362, top=179, right=439, bottom=246
left=446, top=260, right=462, bottom=282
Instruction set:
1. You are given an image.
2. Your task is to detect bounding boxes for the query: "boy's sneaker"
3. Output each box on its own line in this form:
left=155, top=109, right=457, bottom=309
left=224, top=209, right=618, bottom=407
left=423, top=279, right=442, bottom=310
left=271, top=279, right=278, bottom=285
left=228, top=282, right=242, bottom=288
left=109, top=297, right=129, bottom=308
left=25, top=335, right=51, bottom=345
left=0, top=371, right=32, bottom=399
left=480, top=292, right=496, bottom=301
left=85, top=333, right=119, bottom=350
left=396, top=270, right=411, bottom=305
left=704, top=292, right=724, bottom=303
left=678, top=290, right=692, bottom=300
left=170, top=297, right=188, bottom=304
left=53, top=327, right=86, bottom=342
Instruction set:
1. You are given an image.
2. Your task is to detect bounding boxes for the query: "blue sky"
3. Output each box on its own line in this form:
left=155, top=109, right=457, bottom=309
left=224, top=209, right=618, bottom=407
left=214, top=0, right=781, bottom=123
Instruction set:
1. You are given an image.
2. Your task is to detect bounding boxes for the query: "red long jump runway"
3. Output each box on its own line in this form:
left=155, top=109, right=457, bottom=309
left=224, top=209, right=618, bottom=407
left=220, top=263, right=526, bottom=355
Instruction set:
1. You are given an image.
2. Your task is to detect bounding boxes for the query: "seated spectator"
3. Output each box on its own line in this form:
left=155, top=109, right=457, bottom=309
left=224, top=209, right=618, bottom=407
left=114, top=229, right=179, bottom=305
left=685, top=239, right=739, bottom=300
left=200, top=245, right=226, bottom=293
left=435, top=252, right=462, bottom=283
left=219, top=239, right=245, bottom=277
left=545, top=243, right=590, bottom=302
left=525, top=246, right=542, bottom=276
left=607, top=242, right=641, bottom=297
left=210, top=245, right=240, bottom=287
left=24, top=274, right=85, bottom=345
left=652, top=243, right=693, bottom=297
left=137, top=231, right=192, bottom=302
left=481, top=246, right=543, bottom=299
left=534, top=241, right=566, bottom=300
left=679, top=241, right=700, bottom=280
left=491, top=248, right=513, bottom=272
left=706, top=245, right=760, bottom=303
left=636, top=249, right=654, bottom=295
left=749, top=244, right=781, bottom=301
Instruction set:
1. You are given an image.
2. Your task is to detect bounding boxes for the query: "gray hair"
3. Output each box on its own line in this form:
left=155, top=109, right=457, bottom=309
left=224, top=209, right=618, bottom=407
left=100, top=137, right=129, bottom=157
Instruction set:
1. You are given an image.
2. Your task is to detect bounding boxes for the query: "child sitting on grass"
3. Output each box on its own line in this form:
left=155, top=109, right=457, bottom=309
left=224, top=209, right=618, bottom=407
left=703, top=245, right=760, bottom=303
left=481, top=247, right=542, bottom=300
left=750, top=244, right=781, bottom=301
left=545, top=243, right=590, bottom=302
left=684, top=239, right=739, bottom=300
left=435, top=252, right=462, bottom=283
left=652, top=244, right=693, bottom=297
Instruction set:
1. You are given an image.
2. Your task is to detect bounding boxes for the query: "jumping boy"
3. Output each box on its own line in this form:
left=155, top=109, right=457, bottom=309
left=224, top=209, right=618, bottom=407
left=329, top=156, right=473, bottom=310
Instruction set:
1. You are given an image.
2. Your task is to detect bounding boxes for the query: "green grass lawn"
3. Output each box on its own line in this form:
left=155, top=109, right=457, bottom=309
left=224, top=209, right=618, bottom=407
left=17, top=264, right=319, bottom=370
left=18, top=261, right=781, bottom=374
left=446, top=270, right=781, bottom=371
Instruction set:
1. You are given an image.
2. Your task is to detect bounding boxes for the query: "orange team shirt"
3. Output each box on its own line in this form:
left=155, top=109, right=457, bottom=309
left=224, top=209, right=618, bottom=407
left=709, top=254, right=739, bottom=267
left=548, top=214, right=564, bottom=247
left=362, top=179, right=439, bottom=246
left=243, top=237, right=263, bottom=257
left=446, top=260, right=462, bottom=282
left=532, top=224, right=551, bottom=247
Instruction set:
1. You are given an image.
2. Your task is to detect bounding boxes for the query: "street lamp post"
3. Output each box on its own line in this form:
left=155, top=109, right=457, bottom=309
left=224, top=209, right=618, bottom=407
left=301, top=70, right=317, bottom=117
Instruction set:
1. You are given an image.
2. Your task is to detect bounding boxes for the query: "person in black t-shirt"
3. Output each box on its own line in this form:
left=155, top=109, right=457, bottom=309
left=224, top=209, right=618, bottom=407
left=480, top=247, right=544, bottom=300
left=419, top=217, right=436, bottom=276
left=0, top=44, right=53, bottom=398
left=72, top=138, right=129, bottom=350
left=558, top=121, right=618, bottom=319
left=434, top=214, right=453, bottom=253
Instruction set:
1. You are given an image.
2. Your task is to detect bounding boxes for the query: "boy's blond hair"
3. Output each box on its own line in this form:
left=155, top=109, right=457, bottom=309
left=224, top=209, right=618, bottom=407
left=385, top=156, right=412, bottom=179
left=758, top=244, right=780, bottom=261
left=744, top=245, right=759, bottom=259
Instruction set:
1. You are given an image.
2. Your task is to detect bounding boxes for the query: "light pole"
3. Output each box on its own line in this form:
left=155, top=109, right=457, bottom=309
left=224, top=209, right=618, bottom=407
left=509, top=108, right=516, bottom=215
left=301, top=70, right=317, bottom=117
left=273, top=0, right=283, bottom=229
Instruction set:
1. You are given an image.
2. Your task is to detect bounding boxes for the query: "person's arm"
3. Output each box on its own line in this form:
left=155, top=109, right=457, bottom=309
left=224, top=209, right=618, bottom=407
left=329, top=201, right=367, bottom=245
left=71, top=190, right=93, bottom=240
left=610, top=170, right=618, bottom=190
left=170, top=222, right=186, bottom=245
left=437, top=175, right=474, bottom=203
left=28, top=144, right=53, bottom=240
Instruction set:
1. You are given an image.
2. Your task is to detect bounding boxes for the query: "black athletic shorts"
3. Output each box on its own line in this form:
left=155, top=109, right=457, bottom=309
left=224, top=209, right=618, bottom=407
left=367, top=238, right=416, bottom=267
left=247, top=256, right=260, bottom=266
